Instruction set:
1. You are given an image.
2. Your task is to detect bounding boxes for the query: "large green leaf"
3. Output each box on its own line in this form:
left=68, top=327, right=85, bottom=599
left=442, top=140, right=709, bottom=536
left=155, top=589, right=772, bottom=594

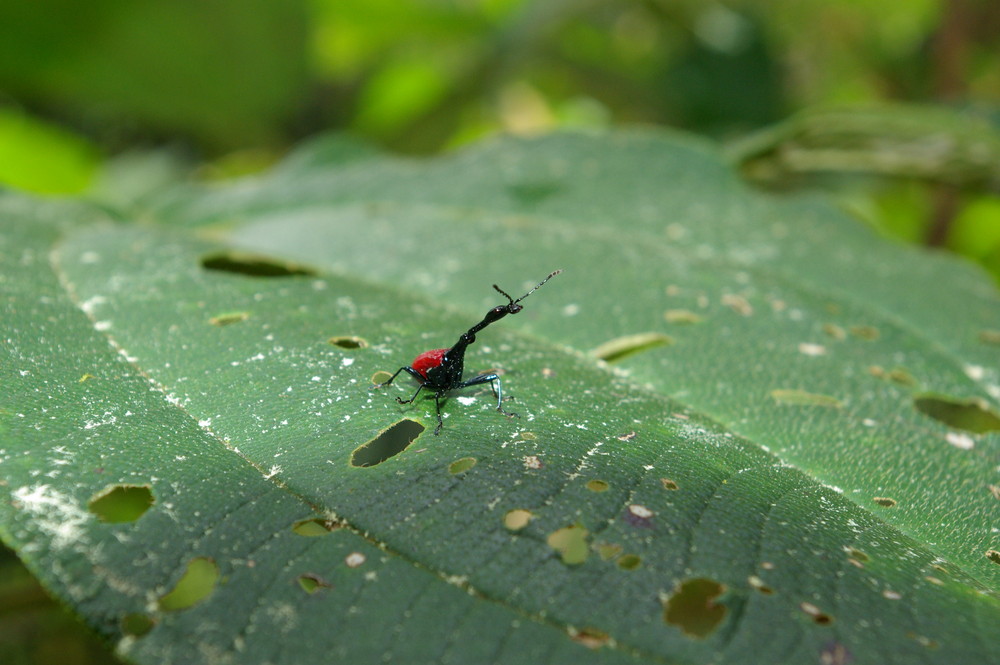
left=3, top=130, right=999, bottom=665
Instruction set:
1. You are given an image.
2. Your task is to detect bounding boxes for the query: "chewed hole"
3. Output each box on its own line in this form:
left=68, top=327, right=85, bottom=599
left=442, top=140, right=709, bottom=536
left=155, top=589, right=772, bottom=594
left=351, top=419, right=424, bottom=467
left=913, top=395, right=1000, bottom=433
left=292, top=518, right=340, bottom=536
left=449, top=457, right=477, bottom=474
left=661, top=478, right=679, bottom=490
left=329, top=336, right=368, bottom=349
left=569, top=627, right=610, bottom=650
left=617, top=554, right=642, bottom=570
left=121, top=613, right=155, bottom=637
left=297, top=573, right=332, bottom=594
left=663, top=578, right=728, bottom=638
left=547, top=525, right=590, bottom=565
left=986, top=550, right=1000, bottom=565
left=585, top=479, right=609, bottom=492
left=158, top=557, right=219, bottom=611
left=208, top=311, right=249, bottom=326
left=88, top=484, right=154, bottom=523
left=800, top=602, right=833, bottom=625
left=504, top=509, right=533, bottom=531
left=873, top=497, right=897, bottom=507
left=201, top=251, right=316, bottom=277
left=591, top=332, right=674, bottom=363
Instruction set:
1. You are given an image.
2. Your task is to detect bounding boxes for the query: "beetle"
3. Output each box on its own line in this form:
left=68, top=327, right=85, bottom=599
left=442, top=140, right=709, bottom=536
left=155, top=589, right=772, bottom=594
left=376, top=270, right=561, bottom=434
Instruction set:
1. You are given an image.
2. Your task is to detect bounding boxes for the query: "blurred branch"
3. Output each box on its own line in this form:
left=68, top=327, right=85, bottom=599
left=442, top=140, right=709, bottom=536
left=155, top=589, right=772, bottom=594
left=726, top=105, right=1000, bottom=194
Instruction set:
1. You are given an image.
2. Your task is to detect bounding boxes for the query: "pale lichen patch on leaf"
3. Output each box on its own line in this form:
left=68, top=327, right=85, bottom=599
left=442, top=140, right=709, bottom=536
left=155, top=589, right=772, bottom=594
left=12, top=484, right=89, bottom=550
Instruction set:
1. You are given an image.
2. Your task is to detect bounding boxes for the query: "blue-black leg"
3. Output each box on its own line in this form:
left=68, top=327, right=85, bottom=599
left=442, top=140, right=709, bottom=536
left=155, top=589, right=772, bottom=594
left=460, top=372, right=518, bottom=418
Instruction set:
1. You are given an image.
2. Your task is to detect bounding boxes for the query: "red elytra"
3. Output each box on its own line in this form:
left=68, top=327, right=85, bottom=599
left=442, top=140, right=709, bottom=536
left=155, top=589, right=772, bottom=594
left=411, top=348, right=447, bottom=379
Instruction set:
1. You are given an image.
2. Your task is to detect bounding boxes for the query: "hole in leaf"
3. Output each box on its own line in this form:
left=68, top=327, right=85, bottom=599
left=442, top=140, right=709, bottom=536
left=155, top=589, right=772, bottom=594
left=585, top=479, right=609, bottom=492
left=504, top=509, right=533, bottom=531
left=449, top=457, right=477, bottom=474
left=595, top=543, right=623, bottom=561
left=371, top=370, right=392, bottom=384
left=292, top=518, right=340, bottom=536
left=547, top=525, right=589, bottom=565
left=873, top=497, right=897, bottom=507
left=569, top=627, right=610, bottom=649
left=663, top=578, right=727, bottom=638
left=158, top=557, right=219, bottom=612
left=913, top=395, right=1000, bottom=433
left=121, top=613, right=155, bottom=637
left=201, top=252, right=316, bottom=277
left=351, top=419, right=424, bottom=467
left=208, top=311, right=249, bottom=326
left=846, top=547, right=869, bottom=562
left=591, top=332, right=674, bottom=363
left=623, top=504, right=654, bottom=528
left=297, top=573, right=332, bottom=594
left=800, top=602, right=833, bottom=625
left=747, top=575, right=773, bottom=594
left=664, top=309, right=703, bottom=324
left=850, top=325, right=880, bottom=341
left=329, top=336, right=368, bottom=349
left=88, top=484, right=153, bottom=523
left=617, top=554, right=642, bottom=571
left=661, top=478, right=679, bottom=491
left=770, top=389, right=842, bottom=408
left=979, top=329, right=1000, bottom=345
left=986, top=550, right=1000, bottom=565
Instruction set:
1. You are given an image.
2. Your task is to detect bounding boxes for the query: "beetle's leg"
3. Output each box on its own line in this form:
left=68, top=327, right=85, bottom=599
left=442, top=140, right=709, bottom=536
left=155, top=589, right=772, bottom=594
left=433, top=392, right=445, bottom=435
left=460, top=373, right=518, bottom=418
left=376, top=365, right=424, bottom=388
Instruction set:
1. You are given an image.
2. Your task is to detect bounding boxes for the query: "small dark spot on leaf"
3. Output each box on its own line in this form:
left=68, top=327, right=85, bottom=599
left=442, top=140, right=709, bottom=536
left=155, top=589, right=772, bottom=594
left=158, top=557, right=219, bottom=612
left=748, top=575, right=773, bottom=594
left=617, top=554, right=642, bottom=570
left=88, top=484, right=154, bottom=523
left=547, top=525, right=589, bottom=565
left=328, top=335, right=367, bottom=349
left=585, top=479, right=609, bottom=492
left=209, top=311, right=250, bottom=326
left=591, top=333, right=674, bottom=363
left=978, top=329, right=1000, bottom=345
left=663, top=578, right=727, bottom=638
left=850, top=325, right=879, bottom=341
left=569, top=627, right=610, bottom=649
left=297, top=573, right=332, bottom=594
left=121, top=613, right=155, bottom=637
left=292, top=518, right=340, bottom=536
left=914, top=394, right=1000, bottom=433
left=800, top=602, right=833, bottom=625
left=661, top=478, right=679, bottom=491
left=822, top=323, right=846, bottom=340
left=351, top=419, right=424, bottom=467
left=873, top=497, right=896, bottom=507
left=201, top=251, right=316, bottom=278
left=846, top=547, right=869, bottom=562
left=986, top=550, right=1000, bottom=565
left=449, top=457, right=477, bottom=474
left=504, top=509, right=533, bottom=531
